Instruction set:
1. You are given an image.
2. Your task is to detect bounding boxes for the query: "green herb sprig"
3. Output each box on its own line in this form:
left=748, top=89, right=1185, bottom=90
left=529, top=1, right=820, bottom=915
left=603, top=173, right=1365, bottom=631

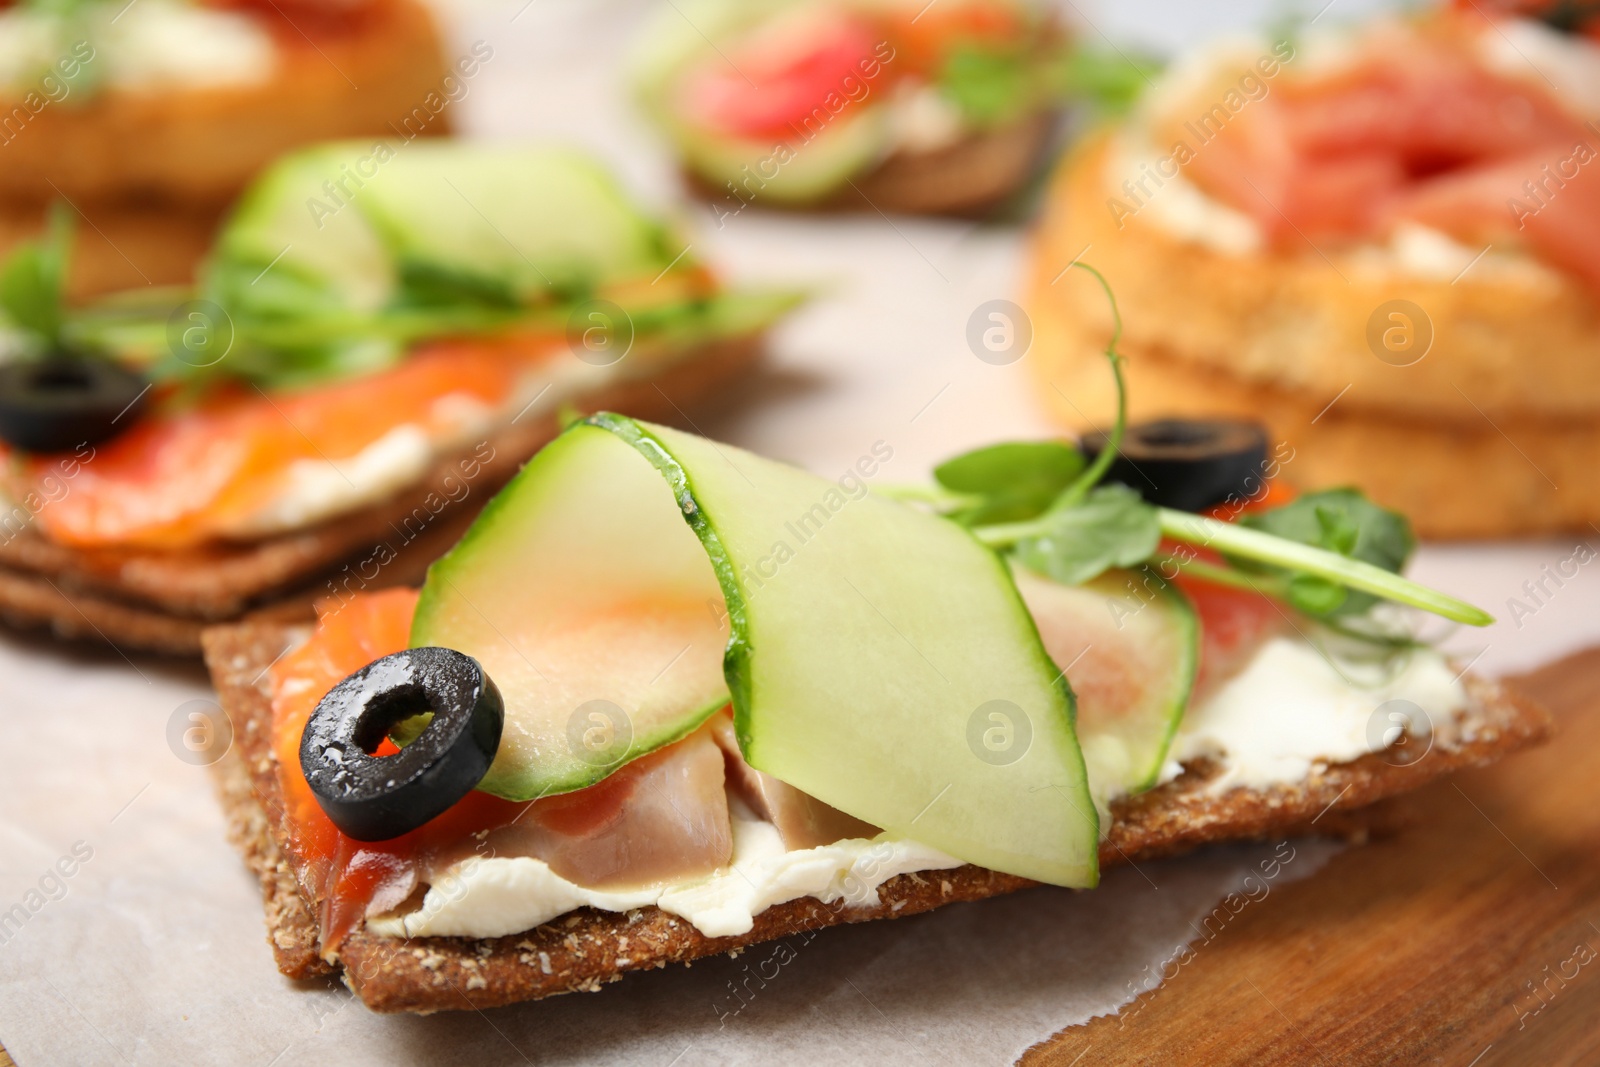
left=1048, top=44, right=1163, bottom=118
left=0, top=204, right=72, bottom=354
left=880, top=263, right=1492, bottom=628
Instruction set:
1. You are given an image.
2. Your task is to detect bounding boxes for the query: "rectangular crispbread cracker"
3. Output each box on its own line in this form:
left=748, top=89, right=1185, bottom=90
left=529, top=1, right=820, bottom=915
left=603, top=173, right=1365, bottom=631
left=683, top=113, right=1053, bottom=218
left=0, top=335, right=761, bottom=654
left=201, top=623, right=1552, bottom=1014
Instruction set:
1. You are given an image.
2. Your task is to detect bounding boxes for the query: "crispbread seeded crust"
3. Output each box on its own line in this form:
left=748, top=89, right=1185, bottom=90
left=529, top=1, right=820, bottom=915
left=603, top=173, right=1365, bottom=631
left=0, top=334, right=761, bottom=654
left=201, top=622, right=1552, bottom=1014
left=684, top=112, right=1055, bottom=219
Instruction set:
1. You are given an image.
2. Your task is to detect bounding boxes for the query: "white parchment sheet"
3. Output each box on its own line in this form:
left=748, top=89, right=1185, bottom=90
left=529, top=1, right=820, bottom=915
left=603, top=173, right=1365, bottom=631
left=0, top=629, right=1342, bottom=1065
left=3, top=1, right=1599, bottom=1063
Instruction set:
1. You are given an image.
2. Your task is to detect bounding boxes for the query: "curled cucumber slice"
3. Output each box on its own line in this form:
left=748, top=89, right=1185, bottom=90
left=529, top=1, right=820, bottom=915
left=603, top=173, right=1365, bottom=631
left=414, top=415, right=1100, bottom=888
left=1014, top=565, right=1196, bottom=804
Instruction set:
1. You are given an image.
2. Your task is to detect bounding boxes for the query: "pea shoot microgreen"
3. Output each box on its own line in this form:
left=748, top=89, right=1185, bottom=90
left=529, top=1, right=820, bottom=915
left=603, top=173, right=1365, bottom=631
left=0, top=202, right=804, bottom=393
left=0, top=204, right=72, bottom=354
left=882, top=263, right=1492, bottom=628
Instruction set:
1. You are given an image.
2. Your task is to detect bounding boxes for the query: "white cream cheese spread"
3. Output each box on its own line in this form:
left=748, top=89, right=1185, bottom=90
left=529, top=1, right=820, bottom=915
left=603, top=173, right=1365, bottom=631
left=95, top=0, right=276, bottom=90
left=221, top=424, right=437, bottom=539
left=369, top=808, right=963, bottom=940
left=1109, top=25, right=1584, bottom=280
left=1103, top=130, right=1264, bottom=256
left=0, top=0, right=276, bottom=94
left=888, top=82, right=966, bottom=154
left=371, top=634, right=1469, bottom=941
left=1165, top=637, right=1465, bottom=792
left=0, top=16, right=57, bottom=93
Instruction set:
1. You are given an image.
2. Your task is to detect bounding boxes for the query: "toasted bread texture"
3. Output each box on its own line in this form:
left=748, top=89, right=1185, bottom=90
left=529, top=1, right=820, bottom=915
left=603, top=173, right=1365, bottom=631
left=839, top=112, right=1055, bottom=216
left=0, top=200, right=220, bottom=300
left=201, top=622, right=1550, bottom=1014
left=1026, top=136, right=1600, bottom=423
left=0, top=334, right=763, bottom=654
left=1025, top=135, right=1600, bottom=538
left=0, top=0, right=453, bottom=298
left=1033, top=327, right=1600, bottom=540
left=0, top=0, right=452, bottom=207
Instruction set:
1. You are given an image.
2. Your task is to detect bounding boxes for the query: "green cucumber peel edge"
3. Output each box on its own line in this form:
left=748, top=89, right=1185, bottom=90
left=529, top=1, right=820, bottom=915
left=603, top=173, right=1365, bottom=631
left=585, top=411, right=1100, bottom=882
left=1128, top=564, right=1197, bottom=793
left=580, top=410, right=758, bottom=746
left=408, top=421, right=736, bottom=800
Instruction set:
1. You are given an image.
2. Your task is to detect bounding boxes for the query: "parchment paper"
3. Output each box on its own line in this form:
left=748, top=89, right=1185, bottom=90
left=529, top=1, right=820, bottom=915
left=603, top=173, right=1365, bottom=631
left=0, top=632, right=1340, bottom=1064
left=2, top=1, right=1598, bottom=1063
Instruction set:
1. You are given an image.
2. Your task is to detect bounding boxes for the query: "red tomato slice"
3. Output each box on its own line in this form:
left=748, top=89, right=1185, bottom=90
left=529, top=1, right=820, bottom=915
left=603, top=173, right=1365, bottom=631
left=1176, top=575, right=1285, bottom=700
left=678, top=7, right=882, bottom=139
left=1179, top=479, right=1297, bottom=696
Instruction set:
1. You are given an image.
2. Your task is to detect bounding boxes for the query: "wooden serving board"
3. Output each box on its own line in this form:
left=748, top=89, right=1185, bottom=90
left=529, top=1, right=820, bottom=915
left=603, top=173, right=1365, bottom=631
left=1025, top=647, right=1600, bottom=1066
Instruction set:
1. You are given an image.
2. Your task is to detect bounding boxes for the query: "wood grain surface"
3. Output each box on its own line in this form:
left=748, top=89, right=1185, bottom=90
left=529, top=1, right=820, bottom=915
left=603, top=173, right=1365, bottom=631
left=1024, top=647, right=1600, bottom=1066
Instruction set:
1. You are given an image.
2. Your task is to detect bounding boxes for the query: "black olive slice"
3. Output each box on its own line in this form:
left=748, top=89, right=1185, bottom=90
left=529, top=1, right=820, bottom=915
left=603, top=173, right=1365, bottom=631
left=1081, top=418, right=1270, bottom=513
left=299, top=647, right=504, bottom=842
left=0, top=356, right=149, bottom=453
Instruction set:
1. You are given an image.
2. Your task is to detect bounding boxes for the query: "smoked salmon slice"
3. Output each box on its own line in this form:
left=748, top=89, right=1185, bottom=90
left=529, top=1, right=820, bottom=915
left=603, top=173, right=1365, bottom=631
left=3, top=335, right=559, bottom=549
left=1169, top=16, right=1600, bottom=292
left=269, top=589, right=733, bottom=953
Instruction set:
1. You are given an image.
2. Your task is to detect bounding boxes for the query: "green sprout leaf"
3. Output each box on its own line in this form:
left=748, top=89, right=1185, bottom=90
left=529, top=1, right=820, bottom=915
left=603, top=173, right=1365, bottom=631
left=1284, top=574, right=1347, bottom=616
left=1049, top=45, right=1163, bottom=117
left=940, top=262, right=1489, bottom=628
left=1238, top=488, right=1415, bottom=616
left=1013, top=483, right=1160, bottom=586
left=933, top=440, right=1085, bottom=526
left=938, top=44, right=1035, bottom=127
left=0, top=204, right=72, bottom=347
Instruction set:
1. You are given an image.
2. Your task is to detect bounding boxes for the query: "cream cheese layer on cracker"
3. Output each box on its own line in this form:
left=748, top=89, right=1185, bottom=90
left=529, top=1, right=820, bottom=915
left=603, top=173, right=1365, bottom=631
left=0, top=0, right=276, bottom=94
left=370, top=636, right=1467, bottom=940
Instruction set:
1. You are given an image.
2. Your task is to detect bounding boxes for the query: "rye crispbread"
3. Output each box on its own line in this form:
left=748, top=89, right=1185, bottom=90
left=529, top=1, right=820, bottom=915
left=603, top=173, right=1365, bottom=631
left=685, top=112, right=1055, bottom=219
left=0, top=334, right=762, bottom=655
left=201, top=622, right=1551, bottom=1014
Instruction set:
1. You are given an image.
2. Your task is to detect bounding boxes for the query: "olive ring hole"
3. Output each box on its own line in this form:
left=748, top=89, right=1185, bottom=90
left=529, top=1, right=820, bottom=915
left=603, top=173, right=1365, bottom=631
left=350, top=683, right=437, bottom=756
left=299, top=647, right=504, bottom=841
left=31, top=365, right=96, bottom=392
left=1134, top=423, right=1217, bottom=449
left=1082, top=418, right=1272, bottom=513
